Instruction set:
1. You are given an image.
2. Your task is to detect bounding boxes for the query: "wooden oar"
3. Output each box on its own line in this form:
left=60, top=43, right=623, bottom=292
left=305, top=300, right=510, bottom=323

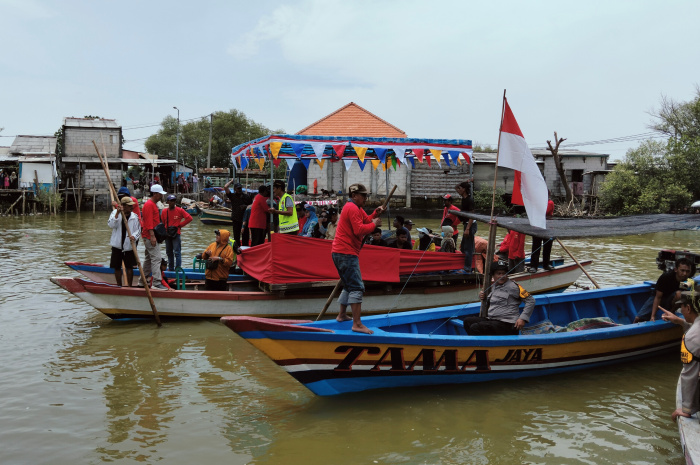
left=316, top=184, right=397, bottom=321
left=555, top=238, right=600, bottom=289
left=92, top=140, right=162, bottom=326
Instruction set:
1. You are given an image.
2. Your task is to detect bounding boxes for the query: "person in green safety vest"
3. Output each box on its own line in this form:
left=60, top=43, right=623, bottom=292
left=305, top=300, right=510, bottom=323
left=269, top=180, right=299, bottom=234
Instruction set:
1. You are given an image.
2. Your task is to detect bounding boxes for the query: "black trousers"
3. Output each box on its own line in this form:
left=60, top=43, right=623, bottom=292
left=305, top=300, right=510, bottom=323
left=231, top=219, right=243, bottom=246
left=462, top=316, right=519, bottom=335
left=530, top=237, right=553, bottom=269
left=250, top=228, right=266, bottom=247
left=205, top=279, right=228, bottom=291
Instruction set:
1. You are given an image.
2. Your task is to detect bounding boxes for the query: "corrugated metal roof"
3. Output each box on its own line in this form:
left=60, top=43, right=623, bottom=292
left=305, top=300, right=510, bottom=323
left=9, top=136, right=57, bottom=155
left=531, top=149, right=609, bottom=157
left=62, top=117, right=121, bottom=129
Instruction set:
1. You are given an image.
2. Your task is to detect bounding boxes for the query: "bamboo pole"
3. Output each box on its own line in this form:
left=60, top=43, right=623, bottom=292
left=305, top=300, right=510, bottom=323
left=93, top=140, right=162, bottom=326
left=92, top=181, right=96, bottom=217
left=481, top=90, right=507, bottom=317
left=22, top=190, right=25, bottom=215
left=5, top=195, right=23, bottom=215
left=316, top=185, right=397, bottom=321
left=556, top=238, right=600, bottom=289
left=77, top=164, right=82, bottom=211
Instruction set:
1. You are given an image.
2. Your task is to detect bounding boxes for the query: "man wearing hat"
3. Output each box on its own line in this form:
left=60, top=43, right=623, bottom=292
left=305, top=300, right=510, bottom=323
left=117, top=186, right=140, bottom=218
left=325, top=208, right=338, bottom=240
left=162, top=194, right=193, bottom=271
left=331, top=183, right=385, bottom=334
left=108, top=196, right=141, bottom=287
left=461, top=260, right=535, bottom=335
left=441, top=194, right=461, bottom=247
left=224, top=179, right=252, bottom=246
left=269, top=180, right=299, bottom=235
left=138, top=184, right=167, bottom=289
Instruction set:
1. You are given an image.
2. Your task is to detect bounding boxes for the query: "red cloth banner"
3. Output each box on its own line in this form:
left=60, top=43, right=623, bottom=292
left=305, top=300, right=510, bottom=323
left=237, top=234, right=464, bottom=284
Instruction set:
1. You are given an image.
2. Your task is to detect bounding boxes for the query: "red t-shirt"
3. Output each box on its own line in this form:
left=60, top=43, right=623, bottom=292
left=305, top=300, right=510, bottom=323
left=507, top=230, right=526, bottom=260
left=161, top=206, right=193, bottom=235
left=331, top=202, right=378, bottom=256
left=441, top=205, right=461, bottom=228
left=141, top=198, right=160, bottom=240
left=249, top=194, right=269, bottom=229
left=546, top=200, right=554, bottom=218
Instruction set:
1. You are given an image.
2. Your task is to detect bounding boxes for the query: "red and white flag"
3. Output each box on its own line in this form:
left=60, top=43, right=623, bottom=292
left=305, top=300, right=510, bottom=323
left=498, top=99, right=549, bottom=229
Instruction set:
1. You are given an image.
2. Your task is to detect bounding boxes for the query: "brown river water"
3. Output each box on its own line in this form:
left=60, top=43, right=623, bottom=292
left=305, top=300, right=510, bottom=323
left=0, top=212, right=696, bottom=464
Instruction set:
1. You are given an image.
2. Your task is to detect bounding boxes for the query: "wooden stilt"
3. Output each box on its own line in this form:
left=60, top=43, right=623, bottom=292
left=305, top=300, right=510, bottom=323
left=93, top=181, right=96, bottom=217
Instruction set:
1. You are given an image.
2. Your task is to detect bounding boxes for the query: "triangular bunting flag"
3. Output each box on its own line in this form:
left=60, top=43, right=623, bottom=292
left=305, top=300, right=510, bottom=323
left=392, top=157, right=398, bottom=170
left=392, top=147, right=407, bottom=163
left=443, top=153, right=451, bottom=167
left=317, top=159, right=325, bottom=169
left=291, top=143, right=306, bottom=159
left=240, top=156, right=249, bottom=170
left=272, top=158, right=281, bottom=168
left=382, top=162, right=387, bottom=171
left=343, top=159, right=353, bottom=171
left=287, top=159, right=296, bottom=171
left=270, top=142, right=282, bottom=159
left=462, top=149, right=473, bottom=164
left=301, top=158, right=311, bottom=170
left=371, top=160, right=380, bottom=170
left=426, top=156, right=431, bottom=167
left=353, top=146, right=368, bottom=163
left=448, top=150, right=461, bottom=164
left=256, top=158, right=265, bottom=170
left=408, top=157, right=415, bottom=169
left=309, top=142, right=327, bottom=161
left=430, top=149, right=442, bottom=160
left=374, top=147, right=388, bottom=164
left=413, top=148, right=424, bottom=163
left=357, top=159, right=367, bottom=171
left=332, top=144, right=346, bottom=158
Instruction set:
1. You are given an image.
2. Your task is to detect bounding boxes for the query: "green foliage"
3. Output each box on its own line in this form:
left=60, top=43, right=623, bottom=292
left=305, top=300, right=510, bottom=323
left=474, top=187, right=510, bottom=214
left=35, top=187, right=63, bottom=211
left=145, top=109, right=275, bottom=169
left=472, top=142, right=497, bottom=153
left=600, top=140, right=692, bottom=214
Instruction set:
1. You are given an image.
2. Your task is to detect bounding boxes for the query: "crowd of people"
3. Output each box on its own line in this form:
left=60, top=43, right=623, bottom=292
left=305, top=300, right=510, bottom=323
left=0, top=170, right=18, bottom=189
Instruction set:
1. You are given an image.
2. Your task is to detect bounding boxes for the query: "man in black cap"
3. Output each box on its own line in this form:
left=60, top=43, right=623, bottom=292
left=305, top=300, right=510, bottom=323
left=461, top=260, right=535, bottom=335
left=224, top=179, right=252, bottom=246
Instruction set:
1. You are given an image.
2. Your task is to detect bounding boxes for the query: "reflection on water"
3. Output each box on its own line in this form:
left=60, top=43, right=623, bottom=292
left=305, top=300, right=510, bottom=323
left=0, top=213, right=695, bottom=464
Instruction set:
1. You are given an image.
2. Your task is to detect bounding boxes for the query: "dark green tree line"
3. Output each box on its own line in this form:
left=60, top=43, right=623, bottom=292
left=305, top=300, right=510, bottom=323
left=600, top=88, right=700, bottom=214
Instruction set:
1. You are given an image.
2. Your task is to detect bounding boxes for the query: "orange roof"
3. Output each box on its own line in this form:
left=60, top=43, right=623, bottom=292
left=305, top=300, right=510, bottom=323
left=296, top=102, right=407, bottom=138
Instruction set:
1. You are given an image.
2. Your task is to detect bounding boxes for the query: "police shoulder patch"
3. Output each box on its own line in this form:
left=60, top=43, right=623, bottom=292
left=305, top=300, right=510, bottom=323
left=516, top=283, right=531, bottom=299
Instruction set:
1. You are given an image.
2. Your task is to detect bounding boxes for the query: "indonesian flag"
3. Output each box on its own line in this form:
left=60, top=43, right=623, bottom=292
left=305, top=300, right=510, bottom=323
left=498, top=99, right=548, bottom=229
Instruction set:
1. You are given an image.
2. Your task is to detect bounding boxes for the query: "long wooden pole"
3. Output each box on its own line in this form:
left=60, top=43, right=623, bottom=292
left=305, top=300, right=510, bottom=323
left=556, top=238, right=600, bottom=289
left=316, top=184, right=398, bottom=321
left=481, top=90, right=507, bottom=317
left=93, top=140, right=162, bottom=326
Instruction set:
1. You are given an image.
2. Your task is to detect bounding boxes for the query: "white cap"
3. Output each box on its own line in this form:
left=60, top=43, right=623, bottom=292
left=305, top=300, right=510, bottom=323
left=150, top=184, right=165, bottom=194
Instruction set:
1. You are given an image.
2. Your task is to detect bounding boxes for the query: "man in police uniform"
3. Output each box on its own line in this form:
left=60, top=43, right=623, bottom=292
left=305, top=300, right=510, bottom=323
left=462, top=260, right=535, bottom=335
left=661, top=287, right=700, bottom=422
left=269, top=180, right=299, bottom=234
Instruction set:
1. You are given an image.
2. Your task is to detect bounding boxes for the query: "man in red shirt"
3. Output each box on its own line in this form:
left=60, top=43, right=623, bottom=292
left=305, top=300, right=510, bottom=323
left=331, top=183, right=385, bottom=334
left=138, top=184, right=167, bottom=289
left=441, top=195, right=461, bottom=245
left=162, top=194, right=193, bottom=271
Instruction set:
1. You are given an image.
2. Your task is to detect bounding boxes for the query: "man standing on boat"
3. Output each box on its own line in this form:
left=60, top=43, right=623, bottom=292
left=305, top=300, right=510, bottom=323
left=162, top=194, right=193, bottom=271
left=462, top=260, right=535, bottom=335
left=634, top=257, right=693, bottom=323
left=138, top=184, right=167, bottom=290
left=332, top=183, right=385, bottom=334
left=224, top=180, right=252, bottom=246
left=269, top=180, right=299, bottom=235
left=108, top=196, right=141, bottom=287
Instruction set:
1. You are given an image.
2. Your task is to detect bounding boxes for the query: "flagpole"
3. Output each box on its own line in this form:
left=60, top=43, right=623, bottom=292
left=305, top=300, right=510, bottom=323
left=480, top=90, right=507, bottom=317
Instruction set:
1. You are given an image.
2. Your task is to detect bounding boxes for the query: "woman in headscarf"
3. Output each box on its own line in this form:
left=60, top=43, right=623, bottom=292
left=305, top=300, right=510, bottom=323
left=413, top=227, right=436, bottom=252
left=300, top=204, right=318, bottom=237
left=439, top=226, right=456, bottom=253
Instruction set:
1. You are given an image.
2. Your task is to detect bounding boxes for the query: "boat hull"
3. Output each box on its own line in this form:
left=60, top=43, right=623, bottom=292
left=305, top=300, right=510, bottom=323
left=50, top=262, right=588, bottom=319
left=199, top=208, right=232, bottom=226
left=220, top=283, right=683, bottom=395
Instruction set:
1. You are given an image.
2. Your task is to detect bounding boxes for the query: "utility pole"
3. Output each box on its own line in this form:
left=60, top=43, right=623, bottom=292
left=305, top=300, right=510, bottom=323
left=173, top=106, right=180, bottom=166
left=207, top=113, right=213, bottom=168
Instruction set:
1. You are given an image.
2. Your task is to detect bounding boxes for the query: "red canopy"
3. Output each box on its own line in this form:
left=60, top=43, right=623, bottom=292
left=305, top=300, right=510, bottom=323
left=237, top=234, right=465, bottom=284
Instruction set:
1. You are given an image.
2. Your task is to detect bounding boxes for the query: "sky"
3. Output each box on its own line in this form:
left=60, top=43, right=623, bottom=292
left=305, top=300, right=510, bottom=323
left=1, top=0, right=699, bottom=161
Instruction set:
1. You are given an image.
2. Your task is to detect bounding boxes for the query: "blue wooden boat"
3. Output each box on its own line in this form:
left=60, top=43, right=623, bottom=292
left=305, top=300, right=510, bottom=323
left=65, top=261, right=248, bottom=285
left=221, top=282, right=684, bottom=396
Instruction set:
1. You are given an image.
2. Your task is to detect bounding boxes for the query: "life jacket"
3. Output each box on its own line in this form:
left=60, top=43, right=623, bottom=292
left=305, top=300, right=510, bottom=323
left=277, top=193, right=299, bottom=234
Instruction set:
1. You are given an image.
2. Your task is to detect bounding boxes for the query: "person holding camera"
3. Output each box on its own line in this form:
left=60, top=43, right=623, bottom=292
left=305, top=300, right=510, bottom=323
left=199, top=229, right=234, bottom=291
left=161, top=194, right=193, bottom=272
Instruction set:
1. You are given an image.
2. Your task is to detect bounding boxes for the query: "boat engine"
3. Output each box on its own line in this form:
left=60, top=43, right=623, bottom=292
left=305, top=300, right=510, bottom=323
left=656, top=249, right=700, bottom=275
